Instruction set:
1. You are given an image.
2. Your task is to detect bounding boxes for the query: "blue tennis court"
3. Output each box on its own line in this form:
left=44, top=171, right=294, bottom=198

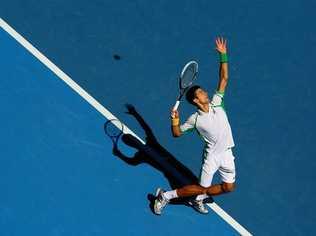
left=1, top=1, right=316, bottom=235
left=0, top=22, right=242, bottom=235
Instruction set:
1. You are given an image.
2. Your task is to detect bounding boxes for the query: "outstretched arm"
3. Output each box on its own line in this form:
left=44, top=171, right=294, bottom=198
left=215, top=37, right=229, bottom=93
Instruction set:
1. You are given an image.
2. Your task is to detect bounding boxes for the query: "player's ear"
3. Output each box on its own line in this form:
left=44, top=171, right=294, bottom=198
left=193, top=97, right=199, bottom=105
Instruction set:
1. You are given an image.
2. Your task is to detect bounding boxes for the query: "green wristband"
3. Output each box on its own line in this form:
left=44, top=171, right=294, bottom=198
left=220, top=53, right=228, bottom=63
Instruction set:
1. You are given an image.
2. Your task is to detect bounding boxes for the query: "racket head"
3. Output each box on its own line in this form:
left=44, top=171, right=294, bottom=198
left=104, top=119, right=124, bottom=138
left=179, top=61, right=198, bottom=89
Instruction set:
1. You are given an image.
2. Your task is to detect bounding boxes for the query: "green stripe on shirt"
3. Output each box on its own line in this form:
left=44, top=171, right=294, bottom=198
left=212, top=90, right=226, bottom=110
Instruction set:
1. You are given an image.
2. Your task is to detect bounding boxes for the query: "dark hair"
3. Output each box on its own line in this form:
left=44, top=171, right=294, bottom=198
left=185, top=85, right=201, bottom=105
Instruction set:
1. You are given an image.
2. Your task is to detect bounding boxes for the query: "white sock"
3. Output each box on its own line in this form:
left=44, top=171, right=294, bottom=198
left=162, top=190, right=178, bottom=200
left=196, top=194, right=208, bottom=201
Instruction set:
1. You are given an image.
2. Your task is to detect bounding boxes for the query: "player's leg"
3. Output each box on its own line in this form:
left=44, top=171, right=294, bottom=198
left=199, top=148, right=236, bottom=196
left=193, top=153, right=219, bottom=214
left=204, top=182, right=235, bottom=195
left=164, top=181, right=235, bottom=198
left=153, top=181, right=235, bottom=215
left=217, top=148, right=236, bottom=192
left=154, top=150, right=236, bottom=215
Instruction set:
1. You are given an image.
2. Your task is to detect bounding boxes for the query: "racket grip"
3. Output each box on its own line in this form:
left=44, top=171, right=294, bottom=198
left=173, top=101, right=180, bottom=111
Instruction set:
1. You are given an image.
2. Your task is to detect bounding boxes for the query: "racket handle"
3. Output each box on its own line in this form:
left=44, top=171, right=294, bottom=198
left=173, top=101, right=180, bottom=111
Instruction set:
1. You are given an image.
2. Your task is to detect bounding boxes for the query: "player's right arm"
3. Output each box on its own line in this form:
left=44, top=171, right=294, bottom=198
left=171, top=110, right=182, bottom=137
left=171, top=110, right=197, bottom=137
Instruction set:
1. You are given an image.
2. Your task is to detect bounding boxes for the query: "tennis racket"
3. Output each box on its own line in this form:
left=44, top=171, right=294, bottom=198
left=172, top=60, right=198, bottom=111
left=104, top=119, right=124, bottom=146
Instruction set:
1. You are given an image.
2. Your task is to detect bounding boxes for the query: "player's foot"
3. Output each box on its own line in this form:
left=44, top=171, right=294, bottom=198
left=191, top=200, right=209, bottom=214
left=153, top=188, right=169, bottom=215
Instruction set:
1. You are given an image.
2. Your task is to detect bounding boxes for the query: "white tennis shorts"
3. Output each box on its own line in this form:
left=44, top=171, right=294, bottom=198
left=199, top=148, right=236, bottom=186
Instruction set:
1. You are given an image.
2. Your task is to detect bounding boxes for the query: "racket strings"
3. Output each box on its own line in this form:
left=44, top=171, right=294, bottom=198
left=180, top=63, right=197, bottom=88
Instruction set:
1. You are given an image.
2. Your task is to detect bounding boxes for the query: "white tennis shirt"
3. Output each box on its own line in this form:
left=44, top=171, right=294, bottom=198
left=180, top=91, right=235, bottom=155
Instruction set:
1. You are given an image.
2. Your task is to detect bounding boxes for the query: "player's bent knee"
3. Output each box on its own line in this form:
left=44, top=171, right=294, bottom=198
left=198, top=185, right=208, bottom=194
left=222, top=182, right=235, bottom=193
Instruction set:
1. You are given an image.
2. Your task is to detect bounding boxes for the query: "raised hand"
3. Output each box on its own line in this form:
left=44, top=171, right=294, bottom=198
left=215, top=37, right=227, bottom=54
left=125, top=103, right=136, bottom=115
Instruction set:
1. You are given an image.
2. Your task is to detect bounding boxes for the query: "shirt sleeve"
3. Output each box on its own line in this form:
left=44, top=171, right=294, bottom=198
left=211, top=91, right=225, bottom=109
left=180, top=113, right=197, bottom=133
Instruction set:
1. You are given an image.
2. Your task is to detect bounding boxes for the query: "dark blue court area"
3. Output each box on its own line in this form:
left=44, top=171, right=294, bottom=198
left=1, top=1, right=316, bottom=235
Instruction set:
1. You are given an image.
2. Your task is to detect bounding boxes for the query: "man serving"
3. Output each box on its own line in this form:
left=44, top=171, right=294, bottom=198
left=154, top=37, right=236, bottom=215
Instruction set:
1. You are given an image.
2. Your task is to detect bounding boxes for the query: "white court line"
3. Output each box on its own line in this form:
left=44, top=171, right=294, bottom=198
left=0, top=17, right=252, bottom=236
left=0, top=18, right=143, bottom=144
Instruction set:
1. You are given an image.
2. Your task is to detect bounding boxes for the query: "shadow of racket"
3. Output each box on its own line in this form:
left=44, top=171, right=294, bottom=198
left=104, top=119, right=124, bottom=147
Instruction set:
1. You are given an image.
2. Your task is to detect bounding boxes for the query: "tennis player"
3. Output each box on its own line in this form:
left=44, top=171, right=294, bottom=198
left=154, top=37, right=236, bottom=215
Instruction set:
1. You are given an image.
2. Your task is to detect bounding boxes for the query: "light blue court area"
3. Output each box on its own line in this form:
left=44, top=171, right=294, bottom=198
left=0, top=27, right=240, bottom=235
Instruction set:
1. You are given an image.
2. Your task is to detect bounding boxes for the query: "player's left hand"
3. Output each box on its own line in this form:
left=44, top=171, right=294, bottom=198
left=215, top=37, right=227, bottom=54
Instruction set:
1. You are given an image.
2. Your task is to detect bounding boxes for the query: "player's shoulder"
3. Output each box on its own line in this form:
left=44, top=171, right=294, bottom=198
left=190, top=111, right=199, bottom=117
left=211, top=90, right=225, bottom=106
left=187, top=112, right=198, bottom=122
left=214, top=90, right=225, bottom=98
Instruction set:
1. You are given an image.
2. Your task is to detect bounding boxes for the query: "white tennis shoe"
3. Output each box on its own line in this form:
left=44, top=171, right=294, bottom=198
left=191, top=200, right=209, bottom=214
left=153, top=188, right=169, bottom=215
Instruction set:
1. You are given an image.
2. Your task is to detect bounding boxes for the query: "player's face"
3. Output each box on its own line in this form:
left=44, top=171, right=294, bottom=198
left=194, top=88, right=209, bottom=104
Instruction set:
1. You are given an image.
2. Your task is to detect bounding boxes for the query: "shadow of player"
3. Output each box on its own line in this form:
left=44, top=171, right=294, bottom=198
left=104, top=104, right=213, bottom=213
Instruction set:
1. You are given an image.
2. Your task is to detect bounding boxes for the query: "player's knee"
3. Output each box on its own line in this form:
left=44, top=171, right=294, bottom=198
left=198, top=185, right=208, bottom=194
left=222, top=182, right=235, bottom=193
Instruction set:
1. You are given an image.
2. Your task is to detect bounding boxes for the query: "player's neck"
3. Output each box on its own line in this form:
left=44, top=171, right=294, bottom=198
left=197, top=103, right=209, bottom=113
